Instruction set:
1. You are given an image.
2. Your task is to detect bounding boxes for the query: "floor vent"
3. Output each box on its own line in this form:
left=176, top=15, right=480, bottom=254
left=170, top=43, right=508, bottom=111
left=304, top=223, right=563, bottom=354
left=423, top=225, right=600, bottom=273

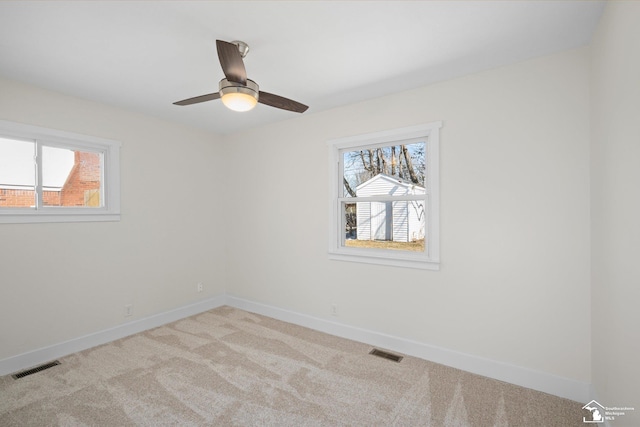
left=12, top=360, right=61, bottom=379
left=369, top=348, right=403, bottom=362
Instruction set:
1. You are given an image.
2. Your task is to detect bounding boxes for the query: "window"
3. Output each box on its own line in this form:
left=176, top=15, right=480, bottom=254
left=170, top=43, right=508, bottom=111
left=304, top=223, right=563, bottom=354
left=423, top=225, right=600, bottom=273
left=0, top=120, right=121, bottom=223
left=328, top=122, right=441, bottom=270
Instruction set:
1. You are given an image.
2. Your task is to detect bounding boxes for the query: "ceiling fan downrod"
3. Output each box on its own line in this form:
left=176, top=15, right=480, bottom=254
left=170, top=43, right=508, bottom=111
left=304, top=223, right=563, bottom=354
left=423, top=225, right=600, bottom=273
left=231, top=40, right=249, bottom=58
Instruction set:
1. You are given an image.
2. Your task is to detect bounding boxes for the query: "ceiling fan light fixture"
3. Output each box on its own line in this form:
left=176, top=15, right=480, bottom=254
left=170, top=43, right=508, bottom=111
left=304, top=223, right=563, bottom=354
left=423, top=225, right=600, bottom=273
left=219, top=78, right=259, bottom=112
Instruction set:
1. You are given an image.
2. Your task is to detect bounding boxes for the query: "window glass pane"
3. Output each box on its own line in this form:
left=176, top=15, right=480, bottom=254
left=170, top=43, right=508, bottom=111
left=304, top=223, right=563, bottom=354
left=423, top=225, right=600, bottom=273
left=342, top=141, right=426, bottom=197
left=0, top=137, right=36, bottom=208
left=42, top=146, right=103, bottom=208
left=342, top=200, right=426, bottom=252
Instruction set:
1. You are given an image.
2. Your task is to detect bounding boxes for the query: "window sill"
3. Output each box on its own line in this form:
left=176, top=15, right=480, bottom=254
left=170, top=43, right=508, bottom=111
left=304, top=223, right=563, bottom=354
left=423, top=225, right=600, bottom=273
left=0, top=212, right=121, bottom=224
left=328, top=249, right=440, bottom=270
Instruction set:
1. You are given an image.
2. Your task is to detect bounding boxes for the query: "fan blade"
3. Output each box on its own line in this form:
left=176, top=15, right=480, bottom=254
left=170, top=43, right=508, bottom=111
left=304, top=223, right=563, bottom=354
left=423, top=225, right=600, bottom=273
left=216, top=40, right=247, bottom=85
left=258, top=91, right=308, bottom=113
left=173, top=92, right=220, bottom=106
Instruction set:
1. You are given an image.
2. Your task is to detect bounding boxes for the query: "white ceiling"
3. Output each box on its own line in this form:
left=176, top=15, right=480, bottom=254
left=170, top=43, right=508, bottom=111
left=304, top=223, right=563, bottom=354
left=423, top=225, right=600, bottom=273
left=0, top=1, right=604, bottom=135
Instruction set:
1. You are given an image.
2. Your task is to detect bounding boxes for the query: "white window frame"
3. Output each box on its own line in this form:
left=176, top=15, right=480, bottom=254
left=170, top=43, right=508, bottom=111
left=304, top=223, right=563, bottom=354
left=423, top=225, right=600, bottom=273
left=0, top=120, right=121, bottom=224
left=327, top=122, right=441, bottom=270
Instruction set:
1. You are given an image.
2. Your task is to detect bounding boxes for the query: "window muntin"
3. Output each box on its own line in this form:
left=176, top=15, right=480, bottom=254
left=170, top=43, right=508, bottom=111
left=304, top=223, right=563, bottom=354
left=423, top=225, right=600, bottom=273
left=0, top=120, right=120, bottom=223
left=328, top=122, right=441, bottom=270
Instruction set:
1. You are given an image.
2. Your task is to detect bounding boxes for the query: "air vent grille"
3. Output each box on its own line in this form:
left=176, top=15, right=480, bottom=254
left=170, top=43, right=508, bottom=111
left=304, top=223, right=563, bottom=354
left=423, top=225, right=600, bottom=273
left=369, top=348, right=403, bottom=362
left=12, top=360, right=61, bottom=379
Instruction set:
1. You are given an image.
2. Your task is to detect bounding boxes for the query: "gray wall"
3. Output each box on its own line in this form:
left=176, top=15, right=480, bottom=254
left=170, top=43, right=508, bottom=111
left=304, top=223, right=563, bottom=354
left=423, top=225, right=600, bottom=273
left=591, top=2, right=640, bottom=424
left=224, top=47, right=591, bottom=383
left=0, top=78, right=228, bottom=360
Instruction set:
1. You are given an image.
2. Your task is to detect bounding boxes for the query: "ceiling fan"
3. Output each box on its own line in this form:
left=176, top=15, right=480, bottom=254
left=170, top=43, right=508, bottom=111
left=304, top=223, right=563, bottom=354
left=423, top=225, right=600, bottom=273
left=173, top=40, right=308, bottom=114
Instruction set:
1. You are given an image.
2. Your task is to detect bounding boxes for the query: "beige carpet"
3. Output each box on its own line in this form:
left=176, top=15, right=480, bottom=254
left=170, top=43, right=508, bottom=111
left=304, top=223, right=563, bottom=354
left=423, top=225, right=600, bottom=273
left=1, top=306, right=587, bottom=426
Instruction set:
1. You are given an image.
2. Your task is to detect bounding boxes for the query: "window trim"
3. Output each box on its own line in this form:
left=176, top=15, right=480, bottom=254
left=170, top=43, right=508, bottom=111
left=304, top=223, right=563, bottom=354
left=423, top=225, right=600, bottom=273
left=327, top=122, right=441, bottom=270
left=0, top=120, right=121, bottom=224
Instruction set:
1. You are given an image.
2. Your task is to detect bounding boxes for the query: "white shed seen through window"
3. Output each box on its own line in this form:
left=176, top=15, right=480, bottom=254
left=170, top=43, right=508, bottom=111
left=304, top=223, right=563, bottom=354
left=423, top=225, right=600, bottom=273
left=328, top=122, right=441, bottom=270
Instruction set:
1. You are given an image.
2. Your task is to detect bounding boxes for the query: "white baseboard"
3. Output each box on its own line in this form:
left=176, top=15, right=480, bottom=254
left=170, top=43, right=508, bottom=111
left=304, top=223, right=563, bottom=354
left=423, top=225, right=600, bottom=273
left=225, top=295, right=592, bottom=403
left=1, top=293, right=592, bottom=404
left=0, top=295, right=226, bottom=376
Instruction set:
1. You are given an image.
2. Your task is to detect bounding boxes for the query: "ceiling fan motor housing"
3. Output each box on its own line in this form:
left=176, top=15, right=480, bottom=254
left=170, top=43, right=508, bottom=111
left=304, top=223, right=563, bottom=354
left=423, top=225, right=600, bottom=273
left=219, top=78, right=259, bottom=111
left=219, top=78, right=259, bottom=98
